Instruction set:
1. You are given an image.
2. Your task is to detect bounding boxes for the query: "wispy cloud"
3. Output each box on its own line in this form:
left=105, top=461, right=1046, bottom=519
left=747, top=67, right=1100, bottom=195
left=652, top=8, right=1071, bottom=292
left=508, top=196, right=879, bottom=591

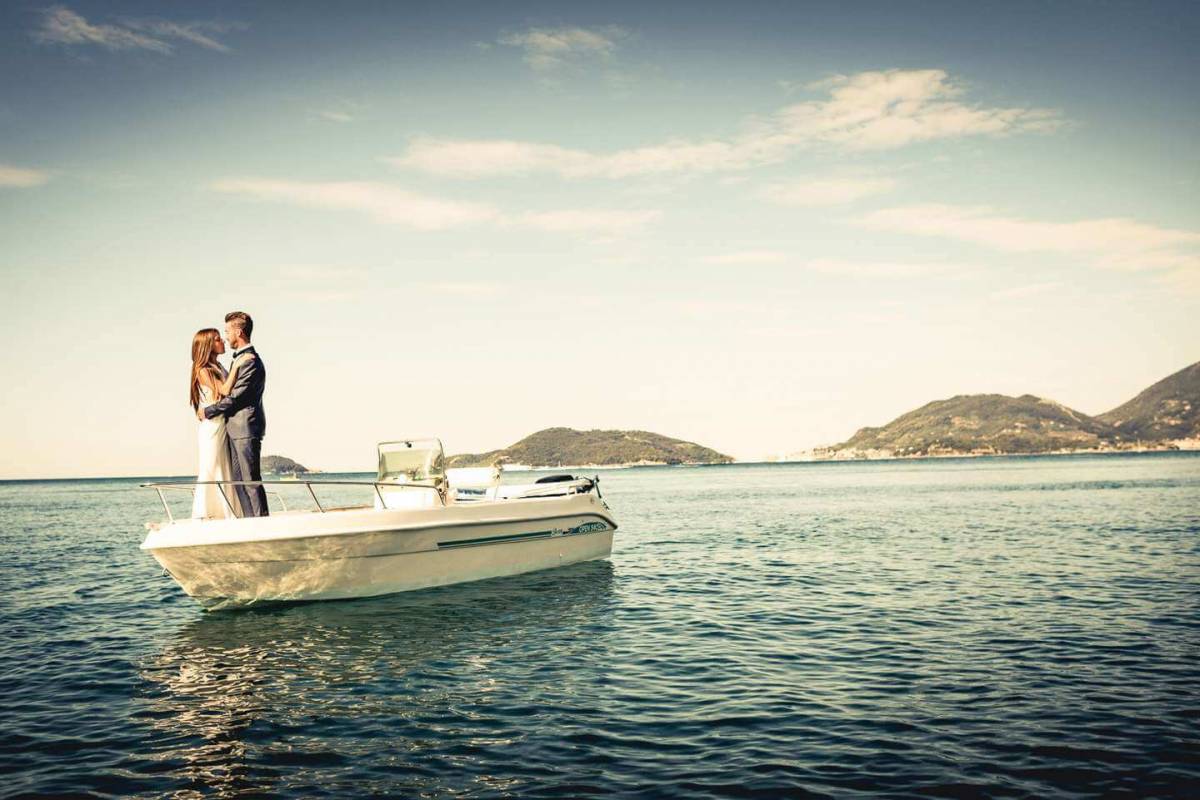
left=34, top=6, right=167, bottom=52
left=1096, top=250, right=1200, bottom=273
left=0, top=164, right=50, bottom=188
left=497, top=25, right=627, bottom=71
left=277, top=265, right=368, bottom=282
left=270, top=265, right=369, bottom=302
left=391, top=69, right=1062, bottom=178
left=760, top=176, right=896, bottom=207
left=991, top=281, right=1063, bottom=300
left=211, top=177, right=659, bottom=236
left=856, top=203, right=1200, bottom=291
left=702, top=252, right=963, bottom=276
left=1157, top=264, right=1200, bottom=294
left=267, top=267, right=509, bottom=303
left=424, top=281, right=502, bottom=296
left=310, top=100, right=366, bottom=124
left=802, top=258, right=957, bottom=278
left=123, top=18, right=240, bottom=53
left=33, top=7, right=243, bottom=54
left=661, top=298, right=771, bottom=319
left=211, top=179, right=499, bottom=231
left=704, top=251, right=789, bottom=265
left=315, top=110, right=354, bottom=123
left=856, top=204, right=1200, bottom=264
left=796, top=70, right=1062, bottom=149
left=511, top=208, right=660, bottom=234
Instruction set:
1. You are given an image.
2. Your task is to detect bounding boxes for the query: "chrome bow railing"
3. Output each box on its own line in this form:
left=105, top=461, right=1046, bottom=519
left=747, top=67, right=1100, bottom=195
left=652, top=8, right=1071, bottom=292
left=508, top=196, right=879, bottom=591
left=140, top=479, right=445, bottom=522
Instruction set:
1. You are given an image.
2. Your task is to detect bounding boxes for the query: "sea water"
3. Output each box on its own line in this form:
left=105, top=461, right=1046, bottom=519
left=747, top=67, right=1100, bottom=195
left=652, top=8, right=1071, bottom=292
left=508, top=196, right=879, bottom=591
left=1, top=453, right=1198, bottom=798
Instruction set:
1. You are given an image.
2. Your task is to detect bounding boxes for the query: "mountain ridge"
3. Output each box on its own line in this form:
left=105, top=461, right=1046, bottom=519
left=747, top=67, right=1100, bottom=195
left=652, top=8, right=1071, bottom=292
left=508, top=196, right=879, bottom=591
left=1097, top=361, right=1200, bottom=441
left=823, top=360, right=1199, bottom=458
left=262, top=455, right=309, bottom=474
left=447, top=427, right=733, bottom=468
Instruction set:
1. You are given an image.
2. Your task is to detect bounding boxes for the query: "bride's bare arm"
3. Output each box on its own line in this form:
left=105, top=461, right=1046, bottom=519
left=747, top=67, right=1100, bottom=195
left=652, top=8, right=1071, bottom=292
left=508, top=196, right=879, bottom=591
left=195, top=369, right=220, bottom=419
left=193, top=360, right=248, bottom=419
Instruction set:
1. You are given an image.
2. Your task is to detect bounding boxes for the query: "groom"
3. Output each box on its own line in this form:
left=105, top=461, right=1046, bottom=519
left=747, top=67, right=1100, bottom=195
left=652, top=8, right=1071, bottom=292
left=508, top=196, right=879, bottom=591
left=204, top=311, right=269, bottom=517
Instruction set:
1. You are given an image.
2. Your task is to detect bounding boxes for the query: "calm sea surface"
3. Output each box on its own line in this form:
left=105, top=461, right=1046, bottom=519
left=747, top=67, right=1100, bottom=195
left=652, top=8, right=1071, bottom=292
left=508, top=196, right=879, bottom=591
left=2, top=454, right=1198, bottom=798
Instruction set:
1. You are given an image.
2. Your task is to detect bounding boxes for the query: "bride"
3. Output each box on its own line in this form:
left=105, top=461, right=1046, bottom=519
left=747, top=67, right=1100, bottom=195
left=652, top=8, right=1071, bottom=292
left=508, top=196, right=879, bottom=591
left=189, top=328, right=256, bottom=519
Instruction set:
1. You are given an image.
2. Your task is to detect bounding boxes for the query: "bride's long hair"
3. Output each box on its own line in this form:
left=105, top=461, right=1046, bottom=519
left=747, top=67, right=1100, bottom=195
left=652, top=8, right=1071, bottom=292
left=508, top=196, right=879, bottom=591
left=189, top=328, right=223, bottom=411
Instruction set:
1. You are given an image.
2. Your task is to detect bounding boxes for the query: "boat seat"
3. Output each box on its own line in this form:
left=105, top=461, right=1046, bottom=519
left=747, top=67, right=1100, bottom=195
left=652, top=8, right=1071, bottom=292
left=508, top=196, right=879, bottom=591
left=447, top=467, right=500, bottom=502
left=374, top=480, right=442, bottom=510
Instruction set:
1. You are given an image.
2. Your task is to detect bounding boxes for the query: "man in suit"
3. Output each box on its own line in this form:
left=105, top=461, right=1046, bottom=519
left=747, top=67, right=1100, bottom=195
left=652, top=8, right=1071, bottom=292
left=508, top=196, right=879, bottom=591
left=204, top=311, right=269, bottom=517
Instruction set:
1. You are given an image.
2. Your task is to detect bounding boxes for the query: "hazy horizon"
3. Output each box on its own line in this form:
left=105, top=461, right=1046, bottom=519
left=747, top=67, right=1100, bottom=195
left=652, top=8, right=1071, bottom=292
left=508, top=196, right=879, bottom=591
left=2, top=1, right=1198, bottom=479
left=4, top=358, right=1196, bottom=480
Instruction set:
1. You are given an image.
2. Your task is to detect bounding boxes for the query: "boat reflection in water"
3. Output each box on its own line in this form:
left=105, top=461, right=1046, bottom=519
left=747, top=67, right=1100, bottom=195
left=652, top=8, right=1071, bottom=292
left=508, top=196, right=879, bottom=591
left=136, top=561, right=615, bottom=796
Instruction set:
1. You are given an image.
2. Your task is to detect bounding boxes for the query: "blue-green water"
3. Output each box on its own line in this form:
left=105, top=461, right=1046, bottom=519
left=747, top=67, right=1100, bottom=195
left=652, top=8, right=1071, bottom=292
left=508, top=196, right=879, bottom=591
left=2, top=454, right=1199, bottom=798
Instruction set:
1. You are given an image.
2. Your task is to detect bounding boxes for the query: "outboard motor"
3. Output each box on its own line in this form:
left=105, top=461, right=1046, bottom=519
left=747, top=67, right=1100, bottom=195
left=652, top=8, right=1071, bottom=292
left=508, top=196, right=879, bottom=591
left=524, top=474, right=597, bottom=497
left=534, top=473, right=578, bottom=484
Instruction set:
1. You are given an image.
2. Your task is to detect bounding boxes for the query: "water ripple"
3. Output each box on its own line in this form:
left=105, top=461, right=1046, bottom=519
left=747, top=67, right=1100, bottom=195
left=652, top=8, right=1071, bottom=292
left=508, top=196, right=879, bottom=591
left=1, top=454, right=1199, bottom=797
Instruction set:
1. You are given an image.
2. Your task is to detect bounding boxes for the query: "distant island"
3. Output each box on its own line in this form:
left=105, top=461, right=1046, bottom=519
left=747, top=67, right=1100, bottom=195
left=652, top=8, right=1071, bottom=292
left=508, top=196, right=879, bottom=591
left=1096, top=360, right=1200, bottom=441
left=813, top=360, right=1199, bottom=460
left=263, top=361, right=1199, bottom=470
left=447, top=427, right=734, bottom=468
left=262, top=455, right=310, bottom=474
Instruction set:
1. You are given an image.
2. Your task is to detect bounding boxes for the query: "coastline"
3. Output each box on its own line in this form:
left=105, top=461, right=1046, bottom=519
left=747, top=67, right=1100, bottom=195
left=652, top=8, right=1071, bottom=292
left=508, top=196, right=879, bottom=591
left=501, top=446, right=1200, bottom=471
left=764, top=440, right=1200, bottom=465
left=501, top=460, right=724, bottom=472
left=5, top=447, right=1199, bottom=483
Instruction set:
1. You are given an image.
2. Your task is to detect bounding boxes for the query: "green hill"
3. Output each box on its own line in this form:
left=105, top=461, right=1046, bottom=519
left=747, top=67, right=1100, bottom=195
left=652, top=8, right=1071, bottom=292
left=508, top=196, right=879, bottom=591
left=1097, top=360, right=1200, bottom=441
left=833, top=394, right=1118, bottom=456
left=262, top=455, right=310, bottom=474
left=447, top=427, right=733, bottom=468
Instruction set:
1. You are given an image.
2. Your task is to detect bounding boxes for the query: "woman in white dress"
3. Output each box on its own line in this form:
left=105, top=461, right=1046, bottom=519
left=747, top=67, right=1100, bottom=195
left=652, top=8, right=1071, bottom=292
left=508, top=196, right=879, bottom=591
left=188, top=328, right=256, bottom=519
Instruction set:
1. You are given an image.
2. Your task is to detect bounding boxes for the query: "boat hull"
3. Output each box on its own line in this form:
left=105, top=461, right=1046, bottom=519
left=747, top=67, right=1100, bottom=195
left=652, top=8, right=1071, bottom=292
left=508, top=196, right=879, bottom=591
left=144, top=492, right=616, bottom=609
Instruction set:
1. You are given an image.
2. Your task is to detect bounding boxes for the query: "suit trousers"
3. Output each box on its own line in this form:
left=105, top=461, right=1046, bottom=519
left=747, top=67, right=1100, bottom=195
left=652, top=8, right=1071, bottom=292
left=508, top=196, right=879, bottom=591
left=228, top=436, right=269, bottom=517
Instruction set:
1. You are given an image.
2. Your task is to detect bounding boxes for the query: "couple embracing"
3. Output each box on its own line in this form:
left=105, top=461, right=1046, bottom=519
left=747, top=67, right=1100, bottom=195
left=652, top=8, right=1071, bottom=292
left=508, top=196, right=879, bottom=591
left=188, top=311, right=268, bottom=520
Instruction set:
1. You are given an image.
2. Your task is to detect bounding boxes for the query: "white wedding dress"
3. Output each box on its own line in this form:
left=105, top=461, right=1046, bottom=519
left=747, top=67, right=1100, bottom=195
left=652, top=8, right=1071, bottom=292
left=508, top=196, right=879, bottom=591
left=192, top=384, right=241, bottom=519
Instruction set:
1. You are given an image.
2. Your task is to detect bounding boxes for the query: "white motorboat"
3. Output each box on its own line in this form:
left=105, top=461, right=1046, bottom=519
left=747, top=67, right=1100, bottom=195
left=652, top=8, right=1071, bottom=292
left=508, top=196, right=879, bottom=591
left=141, top=439, right=617, bottom=610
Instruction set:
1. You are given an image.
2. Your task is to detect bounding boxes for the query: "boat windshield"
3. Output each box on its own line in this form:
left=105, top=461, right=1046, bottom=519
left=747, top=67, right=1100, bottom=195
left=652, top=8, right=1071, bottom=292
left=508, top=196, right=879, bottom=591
left=377, top=439, right=446, bottom=483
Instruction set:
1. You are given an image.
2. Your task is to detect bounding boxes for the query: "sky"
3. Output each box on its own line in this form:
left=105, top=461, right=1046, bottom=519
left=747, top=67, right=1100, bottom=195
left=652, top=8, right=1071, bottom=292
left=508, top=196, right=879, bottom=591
left=1, top=0, right=1198, bottom=478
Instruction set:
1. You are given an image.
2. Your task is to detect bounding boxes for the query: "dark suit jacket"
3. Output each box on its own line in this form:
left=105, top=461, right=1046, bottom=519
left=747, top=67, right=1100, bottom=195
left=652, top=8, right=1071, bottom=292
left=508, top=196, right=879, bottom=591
left=204, top=346, right=266, bottom=440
